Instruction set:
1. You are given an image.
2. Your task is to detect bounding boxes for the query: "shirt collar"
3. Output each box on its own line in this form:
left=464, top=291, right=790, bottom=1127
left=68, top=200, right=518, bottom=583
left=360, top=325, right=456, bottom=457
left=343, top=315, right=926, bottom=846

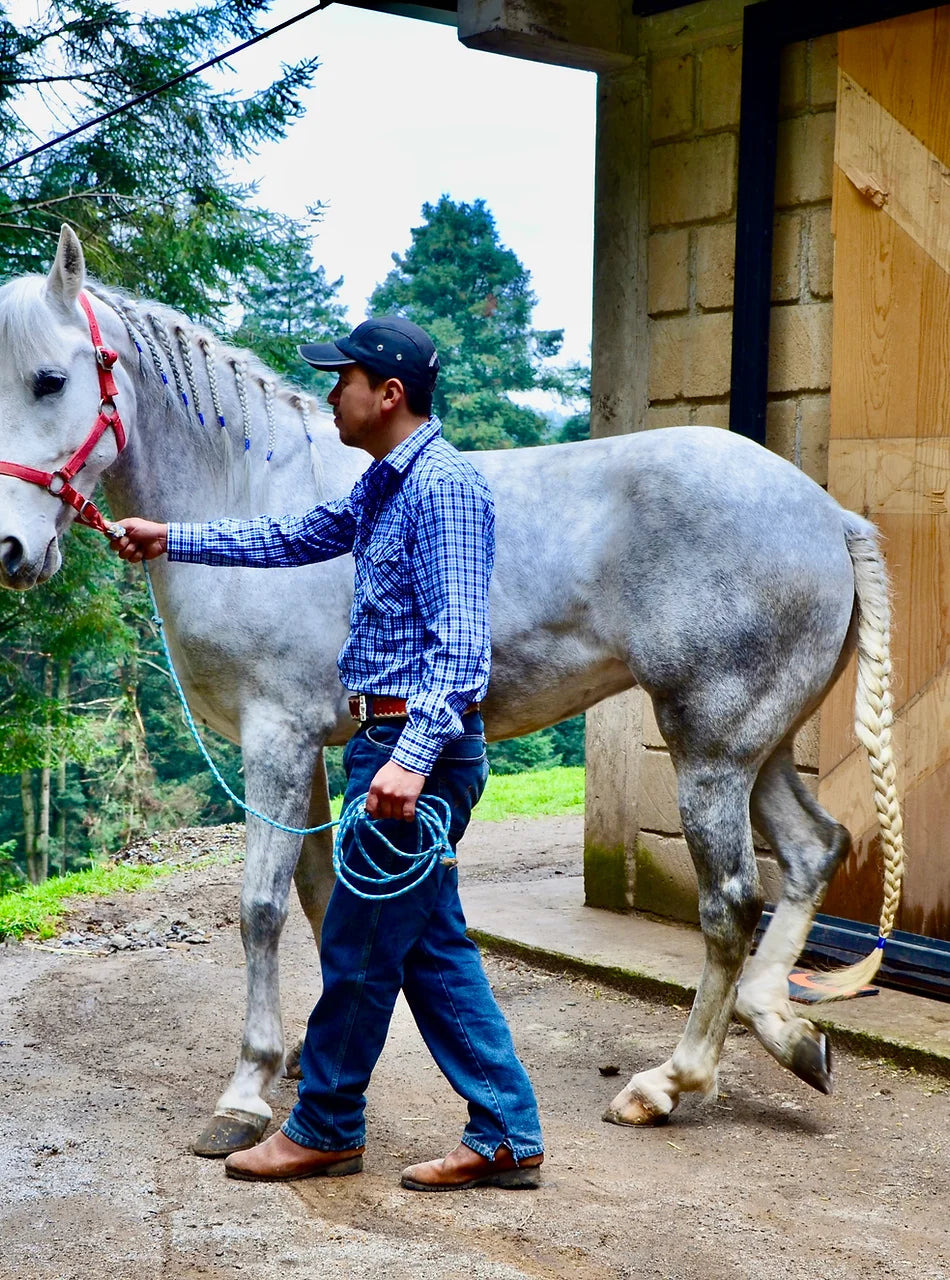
left=379, top=416, right=442, bottom=477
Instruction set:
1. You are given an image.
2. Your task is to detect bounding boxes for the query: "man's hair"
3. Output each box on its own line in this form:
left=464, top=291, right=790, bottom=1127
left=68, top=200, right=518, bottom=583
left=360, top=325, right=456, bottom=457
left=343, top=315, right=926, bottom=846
left=364, top=366, right=433, bottom=418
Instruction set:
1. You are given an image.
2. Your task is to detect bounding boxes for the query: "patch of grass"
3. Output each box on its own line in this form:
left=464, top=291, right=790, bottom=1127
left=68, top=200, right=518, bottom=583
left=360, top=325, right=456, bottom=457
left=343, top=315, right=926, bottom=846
left=0, top=862, right=175, bottom=941
left=329, top=766, right=585, bottom=824
left=475, top=766, right=585, bottom=822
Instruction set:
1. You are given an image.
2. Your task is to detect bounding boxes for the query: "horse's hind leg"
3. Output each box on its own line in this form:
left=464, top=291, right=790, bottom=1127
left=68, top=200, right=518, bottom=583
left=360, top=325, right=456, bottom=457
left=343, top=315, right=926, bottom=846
left=734, top=742, right=850, bottom=1093
left=605, top=759, right=762, bottom=1125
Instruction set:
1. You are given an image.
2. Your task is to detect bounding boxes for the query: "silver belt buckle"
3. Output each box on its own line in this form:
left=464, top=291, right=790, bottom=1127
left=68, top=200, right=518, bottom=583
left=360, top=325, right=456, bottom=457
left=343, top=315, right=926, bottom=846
left=358, top=693, right=368, bottom=721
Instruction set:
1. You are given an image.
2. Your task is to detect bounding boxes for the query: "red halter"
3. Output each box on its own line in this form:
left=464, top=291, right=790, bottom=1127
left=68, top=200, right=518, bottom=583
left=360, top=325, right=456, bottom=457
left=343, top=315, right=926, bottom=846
left=0, top=292, right=127, bottom=537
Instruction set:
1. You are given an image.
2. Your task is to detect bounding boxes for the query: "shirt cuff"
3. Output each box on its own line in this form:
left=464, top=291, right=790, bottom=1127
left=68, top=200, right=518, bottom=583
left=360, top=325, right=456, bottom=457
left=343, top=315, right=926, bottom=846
left=166, top=523, right=199, bottom=562
left=391, top=722, right=441, bottom=775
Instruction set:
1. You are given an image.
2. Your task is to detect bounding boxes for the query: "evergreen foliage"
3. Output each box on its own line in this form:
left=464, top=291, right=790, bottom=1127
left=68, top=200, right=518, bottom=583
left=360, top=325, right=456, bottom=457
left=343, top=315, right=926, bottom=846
left=0, top=0, right=319, bottom=318
left=370, top=195, right=585, bottom=449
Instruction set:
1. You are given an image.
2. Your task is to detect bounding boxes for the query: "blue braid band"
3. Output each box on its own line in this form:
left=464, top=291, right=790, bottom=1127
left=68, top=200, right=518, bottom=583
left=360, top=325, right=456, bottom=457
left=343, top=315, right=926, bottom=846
left=142, top=564, right=452, bottom=898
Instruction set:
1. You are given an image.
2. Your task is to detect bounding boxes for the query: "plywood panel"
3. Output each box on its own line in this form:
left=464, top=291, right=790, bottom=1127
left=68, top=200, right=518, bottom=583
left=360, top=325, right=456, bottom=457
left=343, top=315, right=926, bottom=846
left=824, top=9, right=950, bottom=939
left=829, top=173, right=925, bottom=442
left=839, top=11, right=936, bottom=150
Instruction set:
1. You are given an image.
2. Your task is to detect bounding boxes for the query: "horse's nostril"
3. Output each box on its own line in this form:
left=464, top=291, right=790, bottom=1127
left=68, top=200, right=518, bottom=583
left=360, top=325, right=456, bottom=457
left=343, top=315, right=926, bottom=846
left=0, top=536, right=24, bottom=576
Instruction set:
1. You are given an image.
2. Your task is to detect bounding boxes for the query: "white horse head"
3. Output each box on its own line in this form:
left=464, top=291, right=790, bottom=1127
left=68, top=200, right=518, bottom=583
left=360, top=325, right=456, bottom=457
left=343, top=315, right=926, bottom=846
left=0, top=225, right=134, bottom=588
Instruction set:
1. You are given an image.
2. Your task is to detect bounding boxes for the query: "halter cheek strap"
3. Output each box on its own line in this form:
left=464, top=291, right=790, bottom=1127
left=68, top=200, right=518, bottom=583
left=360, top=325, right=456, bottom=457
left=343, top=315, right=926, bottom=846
left=0, top=291, right=127, bottom=537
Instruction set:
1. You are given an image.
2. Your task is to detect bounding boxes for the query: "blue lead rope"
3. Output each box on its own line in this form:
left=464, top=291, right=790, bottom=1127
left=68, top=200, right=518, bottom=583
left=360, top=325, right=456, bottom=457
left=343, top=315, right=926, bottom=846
left=141, top=563, right=454, bottom=898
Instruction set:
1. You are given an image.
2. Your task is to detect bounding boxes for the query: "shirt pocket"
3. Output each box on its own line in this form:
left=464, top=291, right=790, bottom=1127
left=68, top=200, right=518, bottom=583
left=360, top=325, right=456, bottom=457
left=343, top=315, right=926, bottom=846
left=361, top=536, right=406, bottom=615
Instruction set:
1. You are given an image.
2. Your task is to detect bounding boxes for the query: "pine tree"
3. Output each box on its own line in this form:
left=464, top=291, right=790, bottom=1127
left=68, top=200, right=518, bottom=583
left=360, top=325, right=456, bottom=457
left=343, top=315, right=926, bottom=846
left=370, top=196, right=580, bottom=449
left=0, top=0, right=319, bottom=320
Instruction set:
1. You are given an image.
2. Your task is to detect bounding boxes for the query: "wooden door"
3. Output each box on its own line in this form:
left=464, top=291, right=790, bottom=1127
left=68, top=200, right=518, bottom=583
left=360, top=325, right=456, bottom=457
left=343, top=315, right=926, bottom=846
left=819, top=8, right=950, bottom=939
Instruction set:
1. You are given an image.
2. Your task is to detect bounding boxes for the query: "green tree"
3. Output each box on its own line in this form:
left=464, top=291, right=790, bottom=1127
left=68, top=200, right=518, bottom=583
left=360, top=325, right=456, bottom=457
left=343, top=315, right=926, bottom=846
left=370, top=196, right=580, bottom=450
left=232, top=230, right=347, bottom=390
left=0, top=0, right=319, bottom=320
left=0, top=534, right=136, bottom=880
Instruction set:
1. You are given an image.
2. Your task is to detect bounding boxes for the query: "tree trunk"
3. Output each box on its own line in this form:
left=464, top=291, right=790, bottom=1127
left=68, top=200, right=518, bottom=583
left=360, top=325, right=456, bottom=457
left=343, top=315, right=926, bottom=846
left=55, top=660, right=69, bottom=874
left=35, top=660, right=53, bottom=883
left=22, top=770, right=38, bottom=884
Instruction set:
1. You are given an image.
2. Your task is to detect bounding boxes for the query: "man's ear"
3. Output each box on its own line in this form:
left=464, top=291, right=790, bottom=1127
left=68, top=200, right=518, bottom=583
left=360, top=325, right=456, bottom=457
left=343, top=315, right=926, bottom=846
left=380, top=378, right=406, bottom=413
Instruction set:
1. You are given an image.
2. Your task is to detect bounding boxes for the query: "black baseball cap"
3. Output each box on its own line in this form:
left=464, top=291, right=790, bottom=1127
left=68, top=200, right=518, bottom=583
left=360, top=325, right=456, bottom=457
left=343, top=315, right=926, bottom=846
left=299, top=317, right=440, bottom=390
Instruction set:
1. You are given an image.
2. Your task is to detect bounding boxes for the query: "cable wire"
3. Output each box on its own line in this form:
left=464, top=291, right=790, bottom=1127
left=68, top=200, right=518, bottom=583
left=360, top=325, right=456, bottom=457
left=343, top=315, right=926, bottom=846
left=0, top=1, right=331, bottom=175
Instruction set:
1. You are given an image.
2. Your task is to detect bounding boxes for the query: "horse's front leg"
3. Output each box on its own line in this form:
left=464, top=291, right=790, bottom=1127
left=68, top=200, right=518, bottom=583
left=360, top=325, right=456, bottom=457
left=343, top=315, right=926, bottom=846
left=192, top=727, right=319, bottom=1158
left=604, top=763, right=761, bottom=1125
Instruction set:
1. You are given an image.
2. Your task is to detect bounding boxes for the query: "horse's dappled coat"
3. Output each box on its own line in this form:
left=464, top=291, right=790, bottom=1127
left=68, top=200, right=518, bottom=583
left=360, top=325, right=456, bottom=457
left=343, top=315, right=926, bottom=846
left=0, top=225, right=904, bottom=1152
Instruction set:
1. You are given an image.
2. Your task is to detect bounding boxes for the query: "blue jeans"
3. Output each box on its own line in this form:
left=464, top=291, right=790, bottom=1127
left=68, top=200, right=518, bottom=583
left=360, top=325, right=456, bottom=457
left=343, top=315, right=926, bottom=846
left=282, top=712, right=544, bottom=1162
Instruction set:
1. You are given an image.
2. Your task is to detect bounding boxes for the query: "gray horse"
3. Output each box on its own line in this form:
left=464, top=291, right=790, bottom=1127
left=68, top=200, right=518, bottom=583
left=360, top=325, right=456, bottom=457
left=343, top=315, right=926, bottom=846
left=0, top=227, right=903, bottom=1155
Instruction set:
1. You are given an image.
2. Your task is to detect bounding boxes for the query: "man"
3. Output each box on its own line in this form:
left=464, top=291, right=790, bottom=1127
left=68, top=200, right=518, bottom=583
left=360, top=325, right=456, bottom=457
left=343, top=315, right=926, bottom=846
left=111, top=317, right=544, bottom=1191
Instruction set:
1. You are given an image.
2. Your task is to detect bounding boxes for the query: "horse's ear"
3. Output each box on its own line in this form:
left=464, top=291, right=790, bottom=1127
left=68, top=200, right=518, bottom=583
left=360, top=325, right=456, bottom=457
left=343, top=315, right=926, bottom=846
left=45, top=224, right=86, bottom=313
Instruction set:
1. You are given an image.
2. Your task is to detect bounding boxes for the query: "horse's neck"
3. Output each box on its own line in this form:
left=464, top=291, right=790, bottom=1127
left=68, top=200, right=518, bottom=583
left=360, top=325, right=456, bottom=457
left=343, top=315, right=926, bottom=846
left=95, top=290, right=359, bottom=523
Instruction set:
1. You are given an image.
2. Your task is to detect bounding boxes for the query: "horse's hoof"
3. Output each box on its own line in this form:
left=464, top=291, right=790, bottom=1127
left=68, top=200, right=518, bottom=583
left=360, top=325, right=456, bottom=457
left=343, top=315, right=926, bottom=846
left=602, top=1088, right=671, bottom=1127
left=790, top=1029, right=833, bottom=1095
left=284, top=1040, right=304, bottom=1080
left=192, top=1110, right=269, bottom=1158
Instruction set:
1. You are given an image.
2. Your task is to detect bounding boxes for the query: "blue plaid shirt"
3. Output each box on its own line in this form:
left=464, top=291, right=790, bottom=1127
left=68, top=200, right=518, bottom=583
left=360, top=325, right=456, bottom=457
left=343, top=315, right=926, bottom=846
left=166, top=418, right=494, bottom=774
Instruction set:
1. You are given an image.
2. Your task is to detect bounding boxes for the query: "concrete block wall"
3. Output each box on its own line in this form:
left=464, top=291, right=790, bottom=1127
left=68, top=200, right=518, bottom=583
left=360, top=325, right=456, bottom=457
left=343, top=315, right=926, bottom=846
left=644, top=29, right=838, bottom=487
left=629, top=21, right=837, bottom=920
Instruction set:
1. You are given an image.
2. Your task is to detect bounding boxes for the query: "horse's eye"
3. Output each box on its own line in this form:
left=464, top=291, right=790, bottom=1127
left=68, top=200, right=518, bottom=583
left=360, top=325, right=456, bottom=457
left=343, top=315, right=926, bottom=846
left=32, top=371, right=66, bottom=398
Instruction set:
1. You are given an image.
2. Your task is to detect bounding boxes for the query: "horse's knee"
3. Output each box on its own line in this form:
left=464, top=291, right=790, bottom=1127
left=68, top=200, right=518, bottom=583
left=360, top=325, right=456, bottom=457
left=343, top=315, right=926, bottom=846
left=240, top=895, right=287, bottom=947
left=697, top=875, right=763, bottom=957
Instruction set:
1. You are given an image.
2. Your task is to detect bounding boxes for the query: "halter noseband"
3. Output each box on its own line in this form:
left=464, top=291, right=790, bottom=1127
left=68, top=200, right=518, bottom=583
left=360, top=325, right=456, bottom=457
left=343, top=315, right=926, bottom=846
left=0, top=292, right=127, bottom=537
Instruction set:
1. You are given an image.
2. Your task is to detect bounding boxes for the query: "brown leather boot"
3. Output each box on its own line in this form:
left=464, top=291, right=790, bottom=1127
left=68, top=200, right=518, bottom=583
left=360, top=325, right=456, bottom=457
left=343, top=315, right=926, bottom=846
left=224, top=1129, right=364, bottom=1182
left=401, top=1142, right=543, bottom=1192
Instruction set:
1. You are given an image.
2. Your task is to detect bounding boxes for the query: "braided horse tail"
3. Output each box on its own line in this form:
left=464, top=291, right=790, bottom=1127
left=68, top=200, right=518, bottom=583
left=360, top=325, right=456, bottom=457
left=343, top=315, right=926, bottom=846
left=817, top=517, right=905, bottom=996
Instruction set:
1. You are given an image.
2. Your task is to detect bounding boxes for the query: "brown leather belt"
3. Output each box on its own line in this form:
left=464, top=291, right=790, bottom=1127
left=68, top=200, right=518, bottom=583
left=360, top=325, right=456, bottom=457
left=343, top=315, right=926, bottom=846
left=348, top=694, right=479, bottom=722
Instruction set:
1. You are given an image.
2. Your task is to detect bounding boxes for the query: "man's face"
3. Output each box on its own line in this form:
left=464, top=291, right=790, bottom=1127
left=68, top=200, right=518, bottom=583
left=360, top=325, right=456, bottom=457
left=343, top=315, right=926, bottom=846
left=327, top=364, right=384, bottom=451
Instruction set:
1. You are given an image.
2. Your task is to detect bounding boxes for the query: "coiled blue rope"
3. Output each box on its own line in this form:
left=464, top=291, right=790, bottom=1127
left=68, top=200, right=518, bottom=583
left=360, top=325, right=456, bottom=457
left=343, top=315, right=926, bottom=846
left=141, top=563, right=454, bottom=898
left=334, top=792, right=455, bottom=901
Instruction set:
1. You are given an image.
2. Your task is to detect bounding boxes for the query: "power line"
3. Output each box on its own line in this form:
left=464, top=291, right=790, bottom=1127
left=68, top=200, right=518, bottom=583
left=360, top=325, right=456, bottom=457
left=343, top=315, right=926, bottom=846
left=0, top=1, right=332, bottom=176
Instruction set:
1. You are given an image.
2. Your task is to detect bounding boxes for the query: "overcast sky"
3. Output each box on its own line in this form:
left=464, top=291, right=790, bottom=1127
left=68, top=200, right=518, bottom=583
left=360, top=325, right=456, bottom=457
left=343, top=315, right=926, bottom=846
left=229, top=3, right=597, bottom=365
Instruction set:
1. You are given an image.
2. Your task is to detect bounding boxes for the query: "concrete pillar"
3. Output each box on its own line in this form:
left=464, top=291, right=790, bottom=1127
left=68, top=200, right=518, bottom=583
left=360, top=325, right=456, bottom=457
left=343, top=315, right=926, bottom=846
left=584, top=61, right=651, bottom=911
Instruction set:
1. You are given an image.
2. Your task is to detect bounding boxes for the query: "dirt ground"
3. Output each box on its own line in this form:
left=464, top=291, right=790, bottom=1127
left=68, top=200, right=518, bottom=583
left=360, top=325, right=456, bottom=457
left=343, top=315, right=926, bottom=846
left=2, top=817, right=949, bottom=1280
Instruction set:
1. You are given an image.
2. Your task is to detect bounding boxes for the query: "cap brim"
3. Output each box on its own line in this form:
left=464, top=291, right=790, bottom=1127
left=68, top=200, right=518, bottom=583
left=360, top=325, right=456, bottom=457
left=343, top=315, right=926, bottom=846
left=297, top=342, right=357, bottom=371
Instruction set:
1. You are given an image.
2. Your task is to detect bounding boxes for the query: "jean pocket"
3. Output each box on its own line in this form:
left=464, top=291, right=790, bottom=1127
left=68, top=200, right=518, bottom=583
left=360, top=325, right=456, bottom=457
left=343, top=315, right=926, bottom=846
left=438, top=733, right=488, bottom=765
left=364, top=723, right=402, bottom=752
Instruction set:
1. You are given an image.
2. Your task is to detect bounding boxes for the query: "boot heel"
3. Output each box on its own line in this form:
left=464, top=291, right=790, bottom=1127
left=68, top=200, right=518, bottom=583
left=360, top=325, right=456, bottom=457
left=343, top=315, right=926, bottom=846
left=490, top=1165, right=541, bottom=1189
left=325, top=1155, right=364, bottom=1177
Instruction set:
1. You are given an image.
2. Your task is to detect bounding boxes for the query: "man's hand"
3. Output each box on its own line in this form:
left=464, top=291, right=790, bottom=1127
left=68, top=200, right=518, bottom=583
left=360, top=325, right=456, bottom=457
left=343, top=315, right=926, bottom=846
left=365, top=760, right=427, bottom=822
left=110, top=517, right=169, bottom=563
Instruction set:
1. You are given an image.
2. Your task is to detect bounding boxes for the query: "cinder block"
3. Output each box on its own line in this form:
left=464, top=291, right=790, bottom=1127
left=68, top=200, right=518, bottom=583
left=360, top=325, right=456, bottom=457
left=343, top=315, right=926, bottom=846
left=810, top=33, right=838, bottom=107
left=648, top=229, right=690, bottom=314
left=799, top=393, right=830, bottom=486
left=650, top=312, right=733, bottom=400
left=771, top=212, right=802, bottom=302
left=767, top=302, right=833, bottom=393
left=649, top=316, right=686, bottom=400
left=642, top=692, right=667, bottom=747
left=640, top=748, right=681, bottom=834
left=651, top=54, right=694, bottom=140
left=779, top=43, right=807, bottom=115
left=700, top=43, right=741, bottom=130
left=807, top=206, right=834, bottom=298
left=766, top=397, right=798, bottom=464
left=650, top=134, right=737, bottom=225
left=682, top=310, right=733, bottom=397
left=689, top=402, right=730, bottom=427
left=634, top=833, right=698, bottom=924
left=775, top=113, right=835, bottom=207
left=794, top=712, right=821, bottom=769
left=647, top=402, right=690, bottom=430
left=695, top=222, right=735, bottom=309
